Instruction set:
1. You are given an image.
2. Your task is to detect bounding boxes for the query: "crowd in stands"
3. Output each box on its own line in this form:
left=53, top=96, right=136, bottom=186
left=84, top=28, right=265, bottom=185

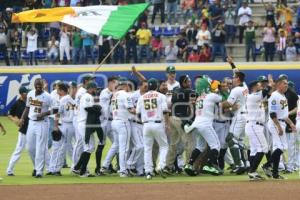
left=1, top=0, right=300, bottom=66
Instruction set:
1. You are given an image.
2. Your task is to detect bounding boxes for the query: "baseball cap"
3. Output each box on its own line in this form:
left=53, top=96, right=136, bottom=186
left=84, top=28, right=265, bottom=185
left=86, top=81, right=98, bottom=90
left=257, top=75, right=268, bottom=82
left=288, top=81, right=295, bottom=89
left=19, top=86, right=29, bottom=94
left=278, top=74, right=288, bottom=80
left=118, top=77, right=129, bottom=85
left=166, top=66, right=176, bottom=74
left=82, top=74, right=95, bottom=83
left=68, top=81, right=77, bottom=87
left=248, top=80, right=259, bottom=90
left=148, top=78, right=158, bottom=90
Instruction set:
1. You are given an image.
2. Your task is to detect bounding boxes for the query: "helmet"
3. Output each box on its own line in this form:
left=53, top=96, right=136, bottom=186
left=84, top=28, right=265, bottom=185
left=195, top=77, right=211, bottom=95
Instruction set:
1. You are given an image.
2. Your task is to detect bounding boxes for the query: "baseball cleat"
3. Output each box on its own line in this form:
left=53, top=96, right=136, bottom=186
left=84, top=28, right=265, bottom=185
left=261, top=165, right=272, bottom=178
left=100, top=167, right=110, bottom=174
left=232, top=166, right=246, bottom=175
left=184, top=164, right=197, bottom=176
left=157, top=169, right=167, bottom=179
left=72, top=169, right=80, bottom=175
left=80, top=172, right=95, bottom=178
left=35, top=174, right=42, bottom=178
left=7, top=173, right=15, bottom=176
left=53, top=171, right=62, bottom=176
left=146, top=173, right=152, bottom=180
left=248, top=172, right=265, bottom=181
left=128, top=168, right=138, bottom=176
left=272, top=174, right=286, bottom=180
left=202, top=165, right=221, bottom=176
left=119, top=172, right=129, bottom=178
left=32, top=170, right=36, bottom=177
left=46, top=172, right=53, bottom=176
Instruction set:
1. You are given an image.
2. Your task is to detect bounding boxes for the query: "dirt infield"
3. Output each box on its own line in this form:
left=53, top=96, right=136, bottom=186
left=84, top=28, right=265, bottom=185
left=1, top=181, right=300, bottom=200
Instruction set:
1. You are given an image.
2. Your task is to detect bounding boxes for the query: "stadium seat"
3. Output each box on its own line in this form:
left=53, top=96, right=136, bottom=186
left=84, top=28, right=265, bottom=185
left=255, top=45, right=263, bottom=55
left=174, top=26, right=181, bottom=35
left=151, top=26, right=162, bottom=37
left=35, top=49, right=46, bottom=60
left=162, top=26, right=175, bottom=37
left=21, top=51, right=30, bottom=61
left=0, top=52, right=4, bottom=60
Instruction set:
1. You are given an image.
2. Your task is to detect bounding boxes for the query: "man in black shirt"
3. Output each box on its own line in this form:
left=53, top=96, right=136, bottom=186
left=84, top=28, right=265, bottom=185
left=176, top=32, right=188, bottom=62
left=211, top=21, right=227, bottom=62
left=6, top=86, right=30, bottom=176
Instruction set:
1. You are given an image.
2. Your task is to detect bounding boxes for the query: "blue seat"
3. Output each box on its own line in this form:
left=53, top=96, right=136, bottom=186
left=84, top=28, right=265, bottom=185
left=174, top=27, right=181, bottom=35
left=0, top=52, right=4, bottom=60
left=43, top=29, right=50, bottom=41
left=35, top=49, right=46, bottom=60
left=21, top=51, right=30, bottom=60
left=255, top=45, right=263, bottom=55
left=163, top=27, right=175, bottom=37
left=151, top=26, right=162, bottom=37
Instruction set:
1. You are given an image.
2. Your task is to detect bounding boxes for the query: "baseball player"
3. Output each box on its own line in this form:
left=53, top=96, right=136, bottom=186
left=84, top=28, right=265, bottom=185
left=136, top=78, right=170, bottom=180
left=166, top=66, right=180, bottom=91
left=110, top=77, right=135, bottom=177
left=48, top=83, right=76, bottom=175
left=127, top=80, right=148, bottom=175
left=49, top=80, right=61, bottom=149
left=296, top=99, right=300, bottom=168
left=98, top=76, right=119, bottom=175
left=245, top=80, right=272, bottom=181
left=73, top=81, right=102, bottom=177
left=6, top=86, right=30, bottom=176
left=222, top=64, right=249, bottom=174
left=263, top=77, right=296, bottom=179
left=184, top=77, right=222, bottom=176
left=72, top=74, right=94, bottom=170
left=19, top=78, right=53, bottom=178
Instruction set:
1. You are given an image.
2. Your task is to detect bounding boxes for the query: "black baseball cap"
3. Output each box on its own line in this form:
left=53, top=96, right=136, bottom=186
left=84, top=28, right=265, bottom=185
left=148, top=78, right=158, bottom=90
left=19, top=86, right=30, bottom=94
left=257, top=75, right=268, bottom=82
left=166, top=66, right=176, bottom=74
left=118, top=77, right=129, bottom=85
left=82, top=74, right=95, bottom=83
left=86, top=81, right=98, bottom=90
left=68, top=81, right=77, bottom=87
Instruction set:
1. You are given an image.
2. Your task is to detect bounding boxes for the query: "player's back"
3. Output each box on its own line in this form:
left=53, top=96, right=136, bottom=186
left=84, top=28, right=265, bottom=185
left=111, top=90, right=133, bottom=121
left=59, top=95, right=76, bottom=123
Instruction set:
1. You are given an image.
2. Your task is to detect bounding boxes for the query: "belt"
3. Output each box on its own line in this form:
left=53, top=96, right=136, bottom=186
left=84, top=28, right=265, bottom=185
left=131, top=119, right=143, bottom=125
left=214, top=120, right=229, bottom=124
left=278, top=119, right=285, bottom=122
left=104, top=117, right=113, bottom=121
left=62, top=121, right=72, bottom=124
left=30, top=118, right=46, bottom=122
left=247, top=121, right=264, bottom=126
left=144, top=120, right=162, bottom=124
left=240, top=112, right=246, bottom=114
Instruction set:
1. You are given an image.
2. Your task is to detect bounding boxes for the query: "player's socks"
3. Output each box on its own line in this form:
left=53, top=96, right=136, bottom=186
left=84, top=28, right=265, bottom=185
left=188, top=149, right=201, bottom=165
left=218, top=148, right=227, bottom=170
left=249, top=155, right=255, bottom=171
left=95, top=144, right=104, bottom=171
left=207, top=149, right=219, bottom=166
left=74, top=153, right=85, bottom=170
left=80, top=152, right=91, bottom=175
left=271, top=149, right=283, bottom=176
left=249, top=152, right=264, bottom=173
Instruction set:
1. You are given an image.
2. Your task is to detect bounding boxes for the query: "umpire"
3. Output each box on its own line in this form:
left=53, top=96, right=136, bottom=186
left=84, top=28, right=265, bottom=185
left=165, top=75, right=196, bottom=172
left=6, top=86, right=30, bottom=176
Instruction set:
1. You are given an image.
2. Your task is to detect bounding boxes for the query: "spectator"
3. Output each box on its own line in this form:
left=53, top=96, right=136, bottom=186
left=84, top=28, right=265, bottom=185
left=176, top=32, right=188, bottom=62
left=125, top=28, right=138, bottom=63
left=0, top=26, right=10, bottom=66
left=196, top=23, right=211, bottom=49
left=136, top=22, right=152, bottom=63
left=187, top=46, right=199, bottom=62
left=12, top=0, right=26, bottom=12
left=47, top=35, right=59, bottom=64
left=59, top=25, right=71, bottom=64
left=70, top=0, right=80, bottom=6
left=208, top=0, right=224, bottom=28
left=72, top=27, right=82, bottom=64
left=285, top=40, right=297, bottom=61
left=137, top=11, right=149, bottom=29
left=26, top=27, right=38, bottom=65
left=98, top=36, right=111, bottom=64
left=151, top=35, right=163, bottom=62
left=199, top=43, right=211, bottom=62
left=182, top=0, right=195, bottom=23
left=43, top=0, right=54, bottom=8
left=262, top=1, right=276, bottom=26
left=224, top=4, right=236, bottom=43
left=113, top=39, right=125, bottom=64
left=186, top=23, right=197, bottom=44
left=277, top=29, right=287, bottom=61
left=245, top=20, right=257, bottom=62
left=166, top=0, right=177, bottom=25
left=0, top=12, right=8, bottom=30
left=54, top=0, right=70, bottom=6
left=238, top=2, right=252, bottom=44
left=263, top=20, right=276, bottom=61
left=211, top=20, right=226, bottom=62
left=81, top=30, right=95, bottom=64
left=165, top=38, right=178, bottom=63
left=151, top=0, right=165, bottom=25
left=10, top=29, right=21, bottom=65
left=49, top=22, right=60, bottom=39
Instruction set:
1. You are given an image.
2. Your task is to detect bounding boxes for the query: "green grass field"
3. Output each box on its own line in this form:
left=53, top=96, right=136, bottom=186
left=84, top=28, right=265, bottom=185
left=0, top=116, right=299, bottom=185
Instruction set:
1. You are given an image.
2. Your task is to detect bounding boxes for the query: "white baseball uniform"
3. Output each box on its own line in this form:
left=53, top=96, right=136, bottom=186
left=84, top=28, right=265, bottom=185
left=136, top=90, right=169, bottom=174
left=111, top=90, right=133, bottom=175
left=26, top=90, right=52, bottom=176
left=127, top=90, right=144, bottom=173
left=49, top=94, right=76, bottom=173
left=213, top=103, right=231, bottom=149
left=190, top=93, right=222, bottom=152
left=268, top=90, right=289, bottom=151
left=245, top=91, right=269, bottom=156
left=228, top=84, right=248, bottom=139
left=167, top=81, right=180, bottom=91
left=77, top=92, right=97, bottom=153
left=71, top=87, right=86, bottom=168
left=100, top=88, right=116, bottom=169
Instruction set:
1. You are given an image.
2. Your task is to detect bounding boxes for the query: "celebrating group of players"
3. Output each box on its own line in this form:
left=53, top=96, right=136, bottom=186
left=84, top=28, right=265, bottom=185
left=5, top=58, right=300, bottom=181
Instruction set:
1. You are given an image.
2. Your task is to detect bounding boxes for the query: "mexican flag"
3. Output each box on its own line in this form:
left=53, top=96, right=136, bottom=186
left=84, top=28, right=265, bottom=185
left=12, top=3, right=149, bottom=39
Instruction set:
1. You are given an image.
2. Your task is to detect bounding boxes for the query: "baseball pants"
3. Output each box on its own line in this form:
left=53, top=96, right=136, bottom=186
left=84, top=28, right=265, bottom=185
left=245, top=121, right=268, bottom=156
left=286, top=131, right=299, bottom=171
left=111, top=120, right=131, bottom=174
left=7, top=132, right=26, bottom=175
left=143, top=122, right=168, bottom=174
left=26, top=119, right=49, bottom=176
left=72, top=117, right=83, bottom=169
left=102, top=120, right=119, bottom=169
left=49, top=122, right=75, bottom=173
left=127, top=121, right=144, bottom=172
left=229, top=114, right=246, bottom=140
left=193, top=124, right=221, bottom=152
left=268, top=121, right=287, bottom=151
left=78, top=122, right=96, bottom=153
left=214, top=121, right=230, bottom=149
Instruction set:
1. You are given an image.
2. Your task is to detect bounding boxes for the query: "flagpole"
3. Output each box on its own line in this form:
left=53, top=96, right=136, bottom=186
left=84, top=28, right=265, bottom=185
left=93, top=39, right=121, bottom=74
